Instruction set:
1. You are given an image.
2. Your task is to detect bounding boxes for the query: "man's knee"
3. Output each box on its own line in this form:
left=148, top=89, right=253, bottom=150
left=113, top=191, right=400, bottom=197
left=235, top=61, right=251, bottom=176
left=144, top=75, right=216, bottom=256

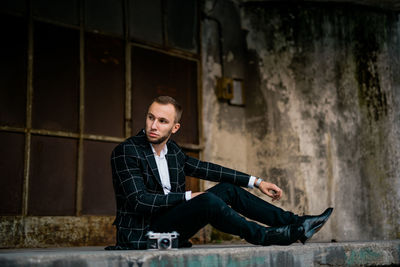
left=207, top=182, right=237, bottom=194
left=193, top=192, right=226, bottom=213
left=207, top=182, right=245, bottom=202
left=191, top=192, right=239, bottom=225
left=195, top=192, right=223, bottom=204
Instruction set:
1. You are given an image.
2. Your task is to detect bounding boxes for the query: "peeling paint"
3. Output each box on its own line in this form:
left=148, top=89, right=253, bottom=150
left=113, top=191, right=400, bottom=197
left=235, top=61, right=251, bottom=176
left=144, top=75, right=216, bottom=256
left=202, top=0, right=400, bottom=242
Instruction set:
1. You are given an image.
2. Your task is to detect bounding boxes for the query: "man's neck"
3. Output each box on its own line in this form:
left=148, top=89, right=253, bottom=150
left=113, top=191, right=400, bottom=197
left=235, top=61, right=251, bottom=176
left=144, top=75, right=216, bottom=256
left=151, top=142, right=167, bottom=156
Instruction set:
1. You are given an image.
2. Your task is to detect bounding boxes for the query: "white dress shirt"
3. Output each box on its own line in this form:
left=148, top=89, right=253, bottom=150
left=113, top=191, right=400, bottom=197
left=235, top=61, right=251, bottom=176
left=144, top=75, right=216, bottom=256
left=151, top=144, right=257, bottom=201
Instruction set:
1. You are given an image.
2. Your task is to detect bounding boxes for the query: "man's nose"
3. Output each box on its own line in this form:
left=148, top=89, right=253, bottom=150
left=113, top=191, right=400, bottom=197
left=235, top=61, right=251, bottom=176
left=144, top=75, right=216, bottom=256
left=151, top=120, right=158, bottom=129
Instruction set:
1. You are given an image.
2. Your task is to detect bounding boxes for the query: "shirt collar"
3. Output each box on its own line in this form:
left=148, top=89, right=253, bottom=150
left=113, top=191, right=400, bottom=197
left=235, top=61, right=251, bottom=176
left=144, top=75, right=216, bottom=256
left=150, top=144, right=168, bottom=158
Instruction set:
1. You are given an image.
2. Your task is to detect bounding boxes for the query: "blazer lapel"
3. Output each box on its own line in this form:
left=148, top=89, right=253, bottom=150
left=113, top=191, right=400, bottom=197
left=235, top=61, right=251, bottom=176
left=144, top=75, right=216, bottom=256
left=166, top=141, right=185, bottom=192
left=143, top=142, right=163, bottom=189
left=165, top=154, right=178, bottom=192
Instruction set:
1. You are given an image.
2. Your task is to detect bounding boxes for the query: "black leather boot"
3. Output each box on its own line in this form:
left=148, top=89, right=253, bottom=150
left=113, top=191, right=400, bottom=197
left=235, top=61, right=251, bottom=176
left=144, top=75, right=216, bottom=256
left=299, top=207, right=333, bottom=244
left=263, top=224, right=305, bottom=246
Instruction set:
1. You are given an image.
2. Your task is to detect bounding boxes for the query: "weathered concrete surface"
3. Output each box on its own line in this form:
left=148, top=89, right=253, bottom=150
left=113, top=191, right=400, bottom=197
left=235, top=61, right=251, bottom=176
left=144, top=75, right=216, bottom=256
left=0, top=216, right=115, bottom=248
left=0, top=241, right=399, bottom=267
left=201, top=0, right=400, bottom=242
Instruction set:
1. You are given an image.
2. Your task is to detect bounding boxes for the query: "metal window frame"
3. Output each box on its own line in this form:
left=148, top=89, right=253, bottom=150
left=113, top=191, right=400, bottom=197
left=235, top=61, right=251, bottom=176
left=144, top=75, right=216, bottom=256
left=0, top=0, right=203, bottom=217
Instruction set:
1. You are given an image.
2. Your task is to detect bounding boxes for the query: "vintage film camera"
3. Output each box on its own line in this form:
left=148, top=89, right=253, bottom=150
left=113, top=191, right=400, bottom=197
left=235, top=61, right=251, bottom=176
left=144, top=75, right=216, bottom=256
left=146, top=231, right=179, bottom=249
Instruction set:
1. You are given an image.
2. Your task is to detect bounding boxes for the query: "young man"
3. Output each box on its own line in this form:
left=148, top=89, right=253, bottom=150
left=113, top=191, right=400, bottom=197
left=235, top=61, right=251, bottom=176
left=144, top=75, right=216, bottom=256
left=108, top=96, right=333, bottom=249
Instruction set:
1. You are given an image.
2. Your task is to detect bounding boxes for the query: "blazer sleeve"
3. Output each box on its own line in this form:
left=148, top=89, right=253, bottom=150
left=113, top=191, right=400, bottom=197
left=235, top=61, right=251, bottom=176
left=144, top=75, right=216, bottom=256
left=111, top=143, right=186, bottom=215
left=183, top=155, right=250, bottom=187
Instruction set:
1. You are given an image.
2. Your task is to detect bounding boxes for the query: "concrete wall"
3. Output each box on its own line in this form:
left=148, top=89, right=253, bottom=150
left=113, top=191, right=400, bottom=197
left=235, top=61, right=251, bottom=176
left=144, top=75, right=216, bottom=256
left=202, top=0, right=248, bottom=189
left=201, top=1, right=400, bottom=241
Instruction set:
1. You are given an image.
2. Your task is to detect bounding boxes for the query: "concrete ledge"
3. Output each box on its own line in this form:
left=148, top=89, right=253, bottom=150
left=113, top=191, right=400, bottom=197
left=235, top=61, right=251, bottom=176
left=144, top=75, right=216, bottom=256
left=0, top=240, right=399, bottom=267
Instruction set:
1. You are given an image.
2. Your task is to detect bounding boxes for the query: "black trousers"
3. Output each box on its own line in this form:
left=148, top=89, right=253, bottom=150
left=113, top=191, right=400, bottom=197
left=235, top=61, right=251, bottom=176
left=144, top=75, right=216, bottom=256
left=150, top=183, right=302, bottom=245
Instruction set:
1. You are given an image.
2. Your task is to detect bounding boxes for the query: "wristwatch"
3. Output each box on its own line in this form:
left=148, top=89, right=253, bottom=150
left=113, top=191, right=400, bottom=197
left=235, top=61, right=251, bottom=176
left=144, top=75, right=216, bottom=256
left=255, top=178, right=264, bottom=188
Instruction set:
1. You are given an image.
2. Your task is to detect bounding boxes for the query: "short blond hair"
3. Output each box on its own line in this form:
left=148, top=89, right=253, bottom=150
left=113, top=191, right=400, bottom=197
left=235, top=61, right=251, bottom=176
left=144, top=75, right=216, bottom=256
left=151, top=96, right=183, bottom=122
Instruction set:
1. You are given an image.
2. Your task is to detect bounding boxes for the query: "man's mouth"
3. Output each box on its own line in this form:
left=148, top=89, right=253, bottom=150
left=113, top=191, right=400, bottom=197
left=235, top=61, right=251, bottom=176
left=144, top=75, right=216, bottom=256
left=148, top=132, right=158, bottom=138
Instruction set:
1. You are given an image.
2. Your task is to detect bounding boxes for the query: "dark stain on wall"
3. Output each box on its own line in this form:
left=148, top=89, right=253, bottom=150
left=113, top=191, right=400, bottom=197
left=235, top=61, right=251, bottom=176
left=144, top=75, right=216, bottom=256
left=245, top=51, right=270, bottom=140
left=240, top=1, right=400, bottom=240
left=353, top=16, right=389, bottom=123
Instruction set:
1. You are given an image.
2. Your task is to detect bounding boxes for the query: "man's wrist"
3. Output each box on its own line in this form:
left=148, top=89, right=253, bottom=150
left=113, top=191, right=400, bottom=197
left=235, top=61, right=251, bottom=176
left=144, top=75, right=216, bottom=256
left=255, top=178, right=264, bottom=188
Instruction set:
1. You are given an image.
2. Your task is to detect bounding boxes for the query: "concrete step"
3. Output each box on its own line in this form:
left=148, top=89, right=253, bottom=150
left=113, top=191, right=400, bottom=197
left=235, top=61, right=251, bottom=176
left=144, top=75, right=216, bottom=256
left=0, top=240, right=399, bottom=267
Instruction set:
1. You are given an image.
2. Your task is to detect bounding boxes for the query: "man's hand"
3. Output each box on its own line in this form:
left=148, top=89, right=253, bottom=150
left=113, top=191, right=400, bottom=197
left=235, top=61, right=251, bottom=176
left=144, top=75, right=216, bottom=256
left=258, top=181, right=282, bottom=201
left=191, top=192, right=204, bottom=198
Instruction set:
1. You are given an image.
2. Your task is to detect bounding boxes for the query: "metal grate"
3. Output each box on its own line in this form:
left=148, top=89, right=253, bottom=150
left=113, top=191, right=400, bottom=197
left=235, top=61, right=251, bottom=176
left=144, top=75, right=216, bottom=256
left=0, top=0, right=201, bottom=219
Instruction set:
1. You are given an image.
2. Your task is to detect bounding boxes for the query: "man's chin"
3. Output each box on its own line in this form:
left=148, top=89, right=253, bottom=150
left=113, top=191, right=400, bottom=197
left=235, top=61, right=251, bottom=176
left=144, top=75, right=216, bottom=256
left=146, top=135, right=166, bottom=145
left=147, top=139, right=162, bottom=145
left=145, top=129, right=172, bottom=145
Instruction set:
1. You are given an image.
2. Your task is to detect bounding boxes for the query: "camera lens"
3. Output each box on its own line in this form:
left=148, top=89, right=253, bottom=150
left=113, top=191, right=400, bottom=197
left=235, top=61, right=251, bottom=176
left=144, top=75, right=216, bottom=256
left=159, top=238, right=170, bottom=249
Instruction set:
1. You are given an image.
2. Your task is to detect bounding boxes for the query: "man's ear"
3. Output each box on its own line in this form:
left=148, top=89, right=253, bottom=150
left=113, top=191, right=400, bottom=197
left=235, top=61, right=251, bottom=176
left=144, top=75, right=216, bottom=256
left=171, top=123, right=180, bottom=134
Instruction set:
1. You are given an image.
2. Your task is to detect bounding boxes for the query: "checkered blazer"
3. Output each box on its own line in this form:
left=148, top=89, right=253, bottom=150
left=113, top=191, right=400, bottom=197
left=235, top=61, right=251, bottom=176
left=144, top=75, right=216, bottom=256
left=108, top=130, right=251, bottom=250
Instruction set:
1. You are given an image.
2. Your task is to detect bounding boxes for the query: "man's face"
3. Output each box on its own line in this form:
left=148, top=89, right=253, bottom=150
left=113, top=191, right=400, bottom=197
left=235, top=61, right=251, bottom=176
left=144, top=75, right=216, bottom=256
left=145, top=102, right=180, bottom=145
